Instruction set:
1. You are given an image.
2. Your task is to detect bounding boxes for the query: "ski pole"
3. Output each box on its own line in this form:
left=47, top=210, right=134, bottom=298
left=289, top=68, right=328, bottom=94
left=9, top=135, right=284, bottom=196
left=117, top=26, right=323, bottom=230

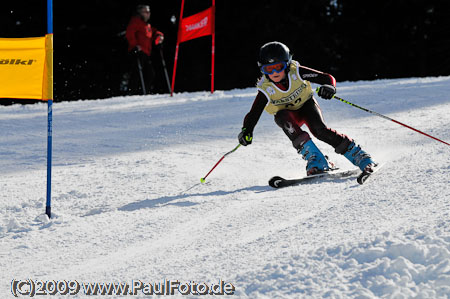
left=159, top=46, right=172, bottom=94
left=136, top=56, right=147, bottom=95
left=317, top=88, right=450, bottom=146
left=201, top=144, right=242, bottom=183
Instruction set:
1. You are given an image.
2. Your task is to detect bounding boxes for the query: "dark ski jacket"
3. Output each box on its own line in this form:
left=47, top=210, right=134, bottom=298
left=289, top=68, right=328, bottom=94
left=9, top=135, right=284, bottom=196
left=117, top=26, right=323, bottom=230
left=126, top=16, right=163, bottom=56
left=243, top=65, right=336, bottom=133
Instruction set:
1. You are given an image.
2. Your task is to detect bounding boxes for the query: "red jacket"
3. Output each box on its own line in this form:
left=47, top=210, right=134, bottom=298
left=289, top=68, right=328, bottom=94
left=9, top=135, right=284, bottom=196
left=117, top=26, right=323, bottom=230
left=126, top=16, right=163, bottom=56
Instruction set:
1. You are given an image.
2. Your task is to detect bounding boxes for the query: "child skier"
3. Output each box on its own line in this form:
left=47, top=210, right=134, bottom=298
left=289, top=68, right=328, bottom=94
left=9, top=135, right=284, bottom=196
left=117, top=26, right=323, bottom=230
left=238, top=41, right=375, bottom=176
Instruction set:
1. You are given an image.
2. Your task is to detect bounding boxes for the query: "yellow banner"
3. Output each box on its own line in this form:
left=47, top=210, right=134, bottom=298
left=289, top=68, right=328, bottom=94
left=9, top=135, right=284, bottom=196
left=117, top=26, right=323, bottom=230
left=0, top=35, right=53, bottom=100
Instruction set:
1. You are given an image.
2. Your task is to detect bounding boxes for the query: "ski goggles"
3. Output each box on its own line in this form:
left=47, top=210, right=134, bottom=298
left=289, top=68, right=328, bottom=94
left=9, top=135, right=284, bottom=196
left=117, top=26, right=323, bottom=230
left=260, top=61, right=288, bottom=75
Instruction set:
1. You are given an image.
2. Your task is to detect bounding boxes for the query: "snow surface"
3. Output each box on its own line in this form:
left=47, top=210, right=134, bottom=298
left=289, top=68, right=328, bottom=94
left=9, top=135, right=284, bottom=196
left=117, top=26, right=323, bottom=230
left=1, top=76, right=450, bottom=298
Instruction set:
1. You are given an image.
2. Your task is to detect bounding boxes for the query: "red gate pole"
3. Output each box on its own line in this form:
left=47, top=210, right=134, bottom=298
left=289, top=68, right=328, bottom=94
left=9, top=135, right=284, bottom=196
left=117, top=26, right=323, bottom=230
left=171, top=0, right=185, bottom=96
left=211, top=0, right=215, bottom=94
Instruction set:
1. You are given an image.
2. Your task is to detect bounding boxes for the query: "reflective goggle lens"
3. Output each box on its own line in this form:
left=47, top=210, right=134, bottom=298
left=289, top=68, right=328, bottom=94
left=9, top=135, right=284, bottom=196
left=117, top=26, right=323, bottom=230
left=261, top=62, right=287, bottom=75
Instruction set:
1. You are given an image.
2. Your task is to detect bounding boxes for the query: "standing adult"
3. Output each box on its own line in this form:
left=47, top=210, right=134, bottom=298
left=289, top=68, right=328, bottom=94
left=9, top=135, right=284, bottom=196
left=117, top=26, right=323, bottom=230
left=125, top=4, right=164, bottom=95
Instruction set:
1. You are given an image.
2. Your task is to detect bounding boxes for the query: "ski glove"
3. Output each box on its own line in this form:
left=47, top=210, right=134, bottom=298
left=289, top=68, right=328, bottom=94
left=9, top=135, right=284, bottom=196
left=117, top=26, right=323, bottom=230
left=317, top=85, right=336, bottom=100
left=238, top=128, right=253, bottom=146
left=155, top=35, right=164, bottom=45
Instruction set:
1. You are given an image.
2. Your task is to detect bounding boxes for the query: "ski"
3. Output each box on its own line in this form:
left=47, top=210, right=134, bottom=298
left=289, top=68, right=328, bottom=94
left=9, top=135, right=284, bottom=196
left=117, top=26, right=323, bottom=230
left=356, top=163, right=383, bottom=185
left=269, top=168, right=360, bottom=188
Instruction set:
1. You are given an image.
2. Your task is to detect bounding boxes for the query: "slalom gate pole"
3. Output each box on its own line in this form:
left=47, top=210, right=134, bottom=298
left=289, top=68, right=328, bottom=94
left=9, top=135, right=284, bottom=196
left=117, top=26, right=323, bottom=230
left=319, top=88, right=450, bottom=146
left=171, top=0, right=185, bottom=96
left=46, top=0, right=53, bottom=219
left=159, top=46, right=172, bottom=93
left=211, top=0, right=215, bottom=93
left=136, top=56, right=146, bottom=95
left=201, top=144, right=241, bottom=183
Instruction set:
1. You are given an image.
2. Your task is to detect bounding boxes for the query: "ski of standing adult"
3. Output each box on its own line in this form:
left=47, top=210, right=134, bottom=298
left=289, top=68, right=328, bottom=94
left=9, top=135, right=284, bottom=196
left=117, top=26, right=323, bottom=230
left=136, top=55, right=146, bottom=95
left=159, top=45, right=172, bottom=94
left=317, top=88, right=450, bottom=146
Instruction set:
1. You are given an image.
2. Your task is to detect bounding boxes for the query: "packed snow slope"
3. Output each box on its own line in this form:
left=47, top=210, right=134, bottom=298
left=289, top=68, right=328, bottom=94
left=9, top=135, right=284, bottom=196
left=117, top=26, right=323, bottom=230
left=1, top=77, right=450, bottom=298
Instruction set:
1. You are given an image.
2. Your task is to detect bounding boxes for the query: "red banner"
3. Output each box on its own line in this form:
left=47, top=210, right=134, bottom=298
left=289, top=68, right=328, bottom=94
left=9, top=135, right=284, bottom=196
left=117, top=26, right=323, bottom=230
left=178, top=7, right=214, bottom=43
left=171, top=0, right=216, bottom=96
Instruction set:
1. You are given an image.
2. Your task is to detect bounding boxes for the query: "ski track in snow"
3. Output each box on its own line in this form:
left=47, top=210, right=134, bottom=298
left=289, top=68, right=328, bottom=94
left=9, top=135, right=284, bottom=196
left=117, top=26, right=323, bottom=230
left=1, top=77, right=449, bottom=298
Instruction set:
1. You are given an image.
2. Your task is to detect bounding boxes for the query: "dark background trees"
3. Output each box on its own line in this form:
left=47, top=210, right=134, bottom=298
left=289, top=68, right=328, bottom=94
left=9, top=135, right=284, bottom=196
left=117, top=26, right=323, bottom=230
left=1, top=0, right=450, bottom=104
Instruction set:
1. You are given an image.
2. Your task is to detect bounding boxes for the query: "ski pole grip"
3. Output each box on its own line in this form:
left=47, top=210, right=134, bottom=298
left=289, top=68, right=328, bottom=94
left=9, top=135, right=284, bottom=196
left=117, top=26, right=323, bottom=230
left=316, top=86, right=336, bottom=100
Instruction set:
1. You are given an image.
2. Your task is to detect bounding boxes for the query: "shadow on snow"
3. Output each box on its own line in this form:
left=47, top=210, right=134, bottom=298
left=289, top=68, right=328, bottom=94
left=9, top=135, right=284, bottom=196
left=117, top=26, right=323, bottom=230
left=118, top=184, right=272, bottom=212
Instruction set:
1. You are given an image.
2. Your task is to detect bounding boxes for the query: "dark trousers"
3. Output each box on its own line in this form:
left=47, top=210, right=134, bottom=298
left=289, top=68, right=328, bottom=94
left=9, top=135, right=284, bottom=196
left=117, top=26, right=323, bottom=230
left=274, top=97, right=352, bottom=153
left=128, top=52, right=155, bottom=95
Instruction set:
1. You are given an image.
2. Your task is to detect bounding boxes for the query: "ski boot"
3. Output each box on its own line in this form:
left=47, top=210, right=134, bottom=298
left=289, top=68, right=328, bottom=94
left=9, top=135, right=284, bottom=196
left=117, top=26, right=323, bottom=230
left=342, top=141, right=375, bottom=172
left=299, top=139, right=331, bottom=176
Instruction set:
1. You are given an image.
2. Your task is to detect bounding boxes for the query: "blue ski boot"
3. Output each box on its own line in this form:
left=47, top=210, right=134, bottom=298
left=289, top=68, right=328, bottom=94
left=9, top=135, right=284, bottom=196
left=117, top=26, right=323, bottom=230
left=342, top=141, right=375, bottom=171
left=299, top=139, right=331, bottom=176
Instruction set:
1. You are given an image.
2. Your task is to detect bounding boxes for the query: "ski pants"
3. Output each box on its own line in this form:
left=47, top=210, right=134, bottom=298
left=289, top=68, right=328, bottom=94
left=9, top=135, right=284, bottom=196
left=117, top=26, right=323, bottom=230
left=274, top=97, right=352, bottom=154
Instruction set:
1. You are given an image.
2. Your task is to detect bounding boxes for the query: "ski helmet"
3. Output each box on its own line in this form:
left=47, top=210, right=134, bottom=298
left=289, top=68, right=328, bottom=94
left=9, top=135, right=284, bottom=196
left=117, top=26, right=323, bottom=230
left=257, top=42, right=292, bottom=69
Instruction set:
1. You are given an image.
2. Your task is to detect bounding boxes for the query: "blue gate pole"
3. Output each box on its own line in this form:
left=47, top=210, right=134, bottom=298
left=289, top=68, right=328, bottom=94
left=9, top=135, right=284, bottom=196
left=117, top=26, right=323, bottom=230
left=45, top=0, right=53, bottom=218
left=46, top=102, right=52, bottom=218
